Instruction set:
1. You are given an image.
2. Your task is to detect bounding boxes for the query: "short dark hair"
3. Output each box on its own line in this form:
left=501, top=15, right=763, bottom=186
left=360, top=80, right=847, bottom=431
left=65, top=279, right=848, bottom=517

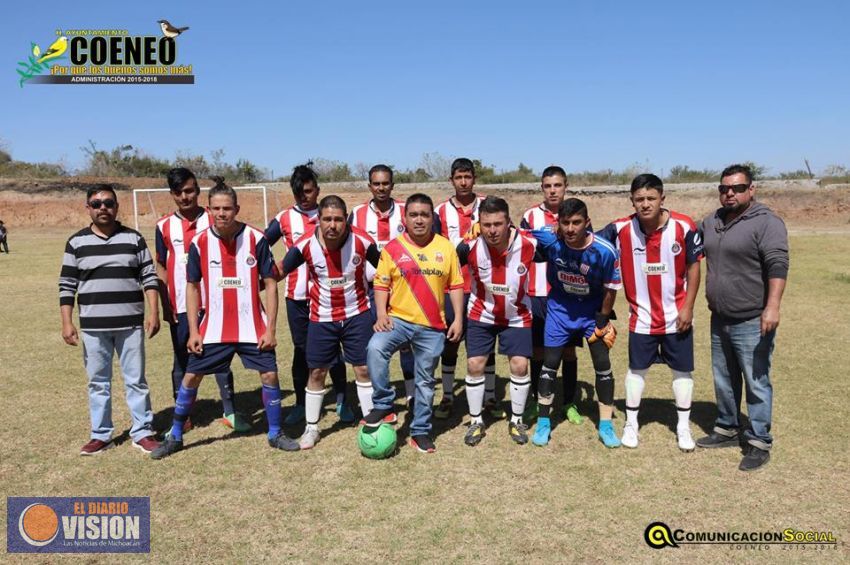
left=166, top=167, right=197, bottom=192
left=630, top=173, right=664, bottom=194
left=290, top=163, right=319, bottom=198
left=86, top=184, right=117, bottom=201
left=368, top=164, right=394, bottom=184
left=405, top=193, right=434, bottom=212
left=558, top=197, right=588, bottom=220
left=541, top=166, right=568, bottom=182
left=318, top=195, right=347, bottom=216
left=479, top=195, right=510, bottom=219
left=450, top=157, right=475, bottom=178
left=208, top=176, right=237, bottom=205
left=720, top=164, right=753, bottom=184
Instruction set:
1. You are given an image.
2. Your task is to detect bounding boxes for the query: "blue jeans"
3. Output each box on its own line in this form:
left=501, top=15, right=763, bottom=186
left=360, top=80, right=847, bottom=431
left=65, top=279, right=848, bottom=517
left=81, top=329, right=155, bottom=442
left=367, top=317, right=445, bottom=436
left=710, top=314, right=775, bottom=450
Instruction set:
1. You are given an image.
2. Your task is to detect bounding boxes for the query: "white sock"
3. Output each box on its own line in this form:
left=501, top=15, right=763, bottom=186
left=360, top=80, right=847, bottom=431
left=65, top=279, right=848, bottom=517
left=442, top=365, right=455, bottom=399
left=672, top=370, right=693, bottom=429
left=404, top=378, right=415, bottom=400
left=484, top=365, right=496, bottom=401
left=356, top=381, right=374, bottom=417
left=465, top=375, right=485, bottom=424
left=305, top=388, right=326, bottom=427
left=509, top=374, right=531, bottom=424
left=625, top=368, right=647, bottom=429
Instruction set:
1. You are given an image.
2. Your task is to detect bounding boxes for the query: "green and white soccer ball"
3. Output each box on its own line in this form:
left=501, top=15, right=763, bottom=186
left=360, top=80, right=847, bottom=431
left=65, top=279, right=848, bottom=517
left=357, top=423, right=397, bottom=459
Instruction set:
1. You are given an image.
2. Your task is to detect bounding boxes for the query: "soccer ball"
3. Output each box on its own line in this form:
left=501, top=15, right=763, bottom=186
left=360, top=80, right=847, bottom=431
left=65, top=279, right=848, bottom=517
left=357, top=424, right=397, bottom=459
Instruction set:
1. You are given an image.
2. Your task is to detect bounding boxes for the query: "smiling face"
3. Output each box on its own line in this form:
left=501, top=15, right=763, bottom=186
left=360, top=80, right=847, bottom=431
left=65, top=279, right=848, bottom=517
left=559, top=212, right=591, bottom=247
left=404, top=202, right=434, bottom=240
left=209, top=193, right=239, bottom=233
left=319, top=205, right=348, bottom=245
left=369, top=170, right=393, bottom=204
left=86, top=190, right=118, bottom=229
left=170, top=177, right=201, bottom=216
left=479, top=210, right=510, bottom=248
left=719, top=172, right=754, bottom=215
left=630, top=187, right=665, bottom=225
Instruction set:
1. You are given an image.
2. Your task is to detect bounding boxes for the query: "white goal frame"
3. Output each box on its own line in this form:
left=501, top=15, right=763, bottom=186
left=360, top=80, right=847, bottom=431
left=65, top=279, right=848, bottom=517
left=131, top=185, right=269, bottom=231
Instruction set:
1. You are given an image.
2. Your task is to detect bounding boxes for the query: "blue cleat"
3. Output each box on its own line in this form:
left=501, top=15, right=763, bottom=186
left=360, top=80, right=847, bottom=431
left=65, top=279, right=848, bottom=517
left=284, top=405, right=305, bottom=425
left=598, top=420, right=621, bottom=448
left=336, top=402, right=355, bottom=424
left=532, top=417, right=551, bottom=446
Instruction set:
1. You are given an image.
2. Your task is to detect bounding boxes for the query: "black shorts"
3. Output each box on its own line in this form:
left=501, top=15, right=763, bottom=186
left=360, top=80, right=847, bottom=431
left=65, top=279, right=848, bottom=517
left=628, top=330, right=694, bottom=372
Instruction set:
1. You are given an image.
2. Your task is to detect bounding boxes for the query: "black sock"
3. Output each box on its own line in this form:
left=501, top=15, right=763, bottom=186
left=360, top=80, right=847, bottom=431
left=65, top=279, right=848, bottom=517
left=214, top=371, right=236, bottom=415
left=292, top=347, right=308, bottom=406
left=562, top=359, right=578, bottom=404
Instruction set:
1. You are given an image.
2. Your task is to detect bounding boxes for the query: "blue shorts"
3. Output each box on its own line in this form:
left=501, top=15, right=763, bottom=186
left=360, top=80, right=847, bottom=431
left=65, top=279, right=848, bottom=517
left=628, top=330, right=694, bottom=372
left=306, top=310, right=374, bottom=369
left=444, top=292, right=470, bottom=334
left=544, top=312, right=595, bottom=348
left=285, top=298, right=309, bottom=349
left=186, top=343, right=278, bottom=375
left=466, top=319, right=532, bottom=358
left=531, top=296, right=582, bottom=349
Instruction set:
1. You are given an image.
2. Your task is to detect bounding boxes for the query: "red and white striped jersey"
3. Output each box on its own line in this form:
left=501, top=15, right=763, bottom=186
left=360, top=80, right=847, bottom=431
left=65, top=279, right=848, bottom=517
left=265, top=206, right=319, bottom=300
left=463, top=229, right=537, bottom=328
left=187, top=224, right=275, bottom=345
left=520, top=204, right=559, bottom=296
left=435, top=195, right=485, bottom=293
left=155, top=209, right=212, bottom=314
left=291, top=228, right=377, bottom=322
left=598, top=211, right=703, bottom=335
left=349, top=199, right=406, bottom=251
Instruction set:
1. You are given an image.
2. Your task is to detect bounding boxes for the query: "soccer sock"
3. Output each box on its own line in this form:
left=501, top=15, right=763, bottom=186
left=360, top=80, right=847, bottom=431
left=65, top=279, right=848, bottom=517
left=538, top=366, right=557, bottom=418
left=215, top=371, right=236, bottom=416
left=330, top=362, right=347, bottom=400
left=671, top=370, right=694, bottom=429
left=292, top=347, right=308, bottom=406
left=262, top=384, right=282, bottom=439
left=530, top=359, right=543, bottom=396
left=356, top=381, right=374, bottom=417
left=561, top=358, right=578, bottom=404
left=625, top=368, right=647, bottom=429
left=170, top=385, right=198, bottom=441
left=404, top=378, right=415, bottom=400
left=465, top=375, right=486, bottom=424
left=509, top=374, right=531, bottom=424
left=305, top=388, right=326, bottom=431
left=441, top=362, right=456, bottom=399
left=484, top=357, right=497, bottom=401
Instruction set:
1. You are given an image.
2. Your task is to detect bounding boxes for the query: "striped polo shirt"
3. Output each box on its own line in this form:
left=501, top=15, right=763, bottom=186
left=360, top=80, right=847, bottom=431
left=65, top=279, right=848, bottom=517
left=58, top=223, right=159, bottom=331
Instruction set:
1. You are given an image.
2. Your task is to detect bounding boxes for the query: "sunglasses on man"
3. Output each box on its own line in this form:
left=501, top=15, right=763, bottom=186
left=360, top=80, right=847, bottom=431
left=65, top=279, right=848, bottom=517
left=88, top=199, right=117, bottom=209
left=717, top=184, right=750, bottom=194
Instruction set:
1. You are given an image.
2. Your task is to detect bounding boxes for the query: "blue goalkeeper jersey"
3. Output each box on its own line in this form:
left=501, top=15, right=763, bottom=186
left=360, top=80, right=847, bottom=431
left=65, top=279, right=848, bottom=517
left=531, top=228, right=623, bottom=319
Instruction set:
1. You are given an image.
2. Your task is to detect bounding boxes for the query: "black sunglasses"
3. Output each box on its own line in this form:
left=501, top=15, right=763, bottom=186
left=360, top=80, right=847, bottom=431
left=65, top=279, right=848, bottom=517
left=88, top=199, right=117, bottom=209
left=717, top=184, right=750, bottom=194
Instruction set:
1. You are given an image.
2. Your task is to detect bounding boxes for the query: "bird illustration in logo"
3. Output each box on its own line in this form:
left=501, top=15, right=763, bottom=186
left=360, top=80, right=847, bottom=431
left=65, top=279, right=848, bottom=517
left=158, top=20, right=189, bottom=38
left=36, top=36, right=68, bottom=64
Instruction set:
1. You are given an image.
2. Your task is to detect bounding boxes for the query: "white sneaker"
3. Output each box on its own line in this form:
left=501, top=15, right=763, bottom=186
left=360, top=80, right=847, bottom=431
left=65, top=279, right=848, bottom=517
left=299, top=426, right=321, bottom=450
left=677, top=426, right=695, bottom=452
left=621, top=422, right=639, bottom=448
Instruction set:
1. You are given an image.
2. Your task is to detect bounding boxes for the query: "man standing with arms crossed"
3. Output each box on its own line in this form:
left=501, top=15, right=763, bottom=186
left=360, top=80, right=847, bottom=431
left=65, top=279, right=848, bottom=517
left=696, top=164, right=789, bottom=471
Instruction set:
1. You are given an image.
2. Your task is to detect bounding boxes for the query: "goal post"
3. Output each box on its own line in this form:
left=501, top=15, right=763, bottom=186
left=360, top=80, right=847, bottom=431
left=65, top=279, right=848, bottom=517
left=131, top=185, right=269, bottom=231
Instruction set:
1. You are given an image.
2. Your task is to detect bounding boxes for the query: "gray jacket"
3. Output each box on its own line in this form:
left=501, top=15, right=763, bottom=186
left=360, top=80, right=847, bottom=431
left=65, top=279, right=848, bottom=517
left=701, top=201, right=789, bottom=320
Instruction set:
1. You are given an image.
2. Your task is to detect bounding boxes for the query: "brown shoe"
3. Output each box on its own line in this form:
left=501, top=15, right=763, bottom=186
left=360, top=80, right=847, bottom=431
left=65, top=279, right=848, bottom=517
left=132, top=436, right=161, bottom=454
left=80, top=439, right=114, bottom=456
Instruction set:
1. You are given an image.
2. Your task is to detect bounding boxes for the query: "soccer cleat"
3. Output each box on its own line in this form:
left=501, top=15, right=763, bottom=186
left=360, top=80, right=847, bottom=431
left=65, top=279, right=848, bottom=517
left=80, top=439, right=113, bottom=456
left=298, top=427, right=321, bottom=450
left=677, top=426, right=695, bottom=452
left=409, top=434, right=436, bottom=453
left=221, top=412, right=252, bottom=433
left=739, top=446, right=770, bottom=471
left=361, top=407, right=397, bottom=428
left=268, top=432, right=300, bottom=452
left=598, top=421, right=621, bottom=448
left=532, top=418, right=551, bottom=446
left=621, top=422, right=639, bottom=448
left=484, top=398, right=504, bottom=419
left=434, top=397, right=453, bottom=419
left=464, top=422, right=486, bottom=446
left=336, top=402, right=355, bottom=424
left=508, top=421, right=529, bottom=445
left=284, top=405, right=306, bottom=425
left=150, top=437, right=183, bottom=460
left=523, top=402, right=538, bottom=423
left=564, top=403, right=584, bottom=425
left=696, top=431, right=739, bottom=449
left=132, top=436, right=161, bottom=454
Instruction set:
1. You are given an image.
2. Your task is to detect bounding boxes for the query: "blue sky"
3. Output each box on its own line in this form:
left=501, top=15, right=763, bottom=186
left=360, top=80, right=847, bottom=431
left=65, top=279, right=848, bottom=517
left=2, top=0, right=848, bottom=177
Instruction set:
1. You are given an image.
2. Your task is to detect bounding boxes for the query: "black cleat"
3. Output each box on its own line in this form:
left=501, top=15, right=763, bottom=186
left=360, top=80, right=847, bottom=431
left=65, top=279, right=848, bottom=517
left=508, top=421, right=529, bottom=445
left=696, top=431, right=739, bottom=449
left=739, top=446, right=770, bottom=471
left=269, top=432, right=300, bottom=452
left=464, top=422, right=486, bottom=446
left=150, top=437, right=183, bottom=460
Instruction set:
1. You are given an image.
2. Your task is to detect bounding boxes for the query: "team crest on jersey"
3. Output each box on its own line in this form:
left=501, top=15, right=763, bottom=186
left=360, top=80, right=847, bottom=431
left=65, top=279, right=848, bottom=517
left=396, top=255, right=412, bottom=264
left=352, top=255, right=362, bottom=266
left=671, top=242, right=682, bottom=255
left=435, top=252, right=444, bottom=263
left=517, top=265, right=527, bottom=275
left=579, top=263, right=590, bottom=275
left=417, top=253, right=428, bottom=261
left=245, top=254, right=257, bottom=267
left=397, top=225, right=404, bottom=232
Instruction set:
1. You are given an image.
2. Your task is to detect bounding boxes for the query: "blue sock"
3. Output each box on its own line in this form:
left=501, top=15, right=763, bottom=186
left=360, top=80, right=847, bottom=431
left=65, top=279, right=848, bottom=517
left=171, top=385, right=198, bottom=441
left=262, top=384, right=282, bottom=439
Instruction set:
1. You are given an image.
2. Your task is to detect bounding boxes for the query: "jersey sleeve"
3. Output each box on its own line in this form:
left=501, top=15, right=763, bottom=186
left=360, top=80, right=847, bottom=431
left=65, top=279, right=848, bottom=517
left=264, top=217, right=282, bottom=247
left=374, top=249, right=395, bottom=292
left=256, top=237, right=275, bottom=280
left=366, top=243, right=381, bottom=268
left=455, top=241, right=471, bottom=267
left=187, top=243, right=202, bottom=283
left=432, top=212, right=443, bottom=235
left=602, top=249, right=623, bottom=290
left=280, top=245, right=305, bottom=277
left=596, top=223, right=619, bottom=246
left=685, top=227, right=704, bottom=264
left=445, top=244, right=464, bottom=291
left=155, top=226, right=168, bottom=266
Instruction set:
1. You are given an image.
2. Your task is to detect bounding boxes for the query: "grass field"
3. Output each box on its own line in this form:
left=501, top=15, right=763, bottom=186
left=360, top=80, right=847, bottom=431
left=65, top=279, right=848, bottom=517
left=1, top=224, right=848, bottom=563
